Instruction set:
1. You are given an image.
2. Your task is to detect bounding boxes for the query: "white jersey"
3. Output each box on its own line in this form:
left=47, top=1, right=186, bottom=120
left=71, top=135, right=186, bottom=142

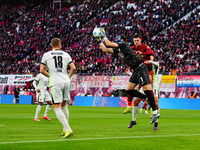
left=33, top=73, right=49, bottom=92
left=41, top=50, right=72, bottom=86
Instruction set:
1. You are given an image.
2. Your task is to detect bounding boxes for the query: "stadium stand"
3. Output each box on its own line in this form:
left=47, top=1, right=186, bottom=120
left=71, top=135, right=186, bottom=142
left=0, top=0, right=199, bottom=75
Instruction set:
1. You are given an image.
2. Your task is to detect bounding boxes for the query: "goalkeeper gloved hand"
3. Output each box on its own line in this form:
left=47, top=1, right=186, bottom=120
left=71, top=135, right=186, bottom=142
left=95, top=37, right=102, bottom=44
left=100, top=28, right=107, bottom=40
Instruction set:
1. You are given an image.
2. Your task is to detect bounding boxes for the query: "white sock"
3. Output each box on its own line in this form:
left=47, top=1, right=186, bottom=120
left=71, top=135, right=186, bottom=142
left=132, top=106, right=138, bottom=121
left=127, top=106, right=131, bottom=108
left=155, top=109, right=159, bottom=122
left=35, top=105, right=42, bottom=118
left=62, top=105, right=69, bottom=122
left=54, top=108, right=71, bottom=132
left=44, top=104, right=51, bottom=117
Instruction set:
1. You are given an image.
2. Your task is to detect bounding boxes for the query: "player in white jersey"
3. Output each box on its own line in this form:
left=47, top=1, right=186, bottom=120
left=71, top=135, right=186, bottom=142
left=127, top=57, right=160, bottom=130
left=33, top=71, right=52, bottom=121
left=40, top=38, right=76, bottom=138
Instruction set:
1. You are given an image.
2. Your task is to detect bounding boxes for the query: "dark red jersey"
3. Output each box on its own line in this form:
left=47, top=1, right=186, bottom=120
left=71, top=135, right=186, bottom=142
left=131, top=43, right=154, bottom=71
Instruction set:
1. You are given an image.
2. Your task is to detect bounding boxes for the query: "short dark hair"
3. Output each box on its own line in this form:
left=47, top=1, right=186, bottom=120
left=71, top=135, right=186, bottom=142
left=133, top=33, right=142, bottom=39
left=51, top=38, right=61, bottom=48
left=120, top=34, right=127, bottom=41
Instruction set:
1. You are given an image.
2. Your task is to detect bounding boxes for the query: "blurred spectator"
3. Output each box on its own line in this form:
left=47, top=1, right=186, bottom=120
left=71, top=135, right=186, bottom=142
left=105, top=92, right=110, bottom=97
left=20, top=86, right=28, bottom=95
left=190, top=91, right=196, bottom=99
left=111, top=88, right=119, bottom=97
left=4, top=85, right=9, bottom=94
left=85, top=91, right=92, bottom=96
left=14, top=85, right=20, bottom=104
left=0, top=0, right=199, bottom=75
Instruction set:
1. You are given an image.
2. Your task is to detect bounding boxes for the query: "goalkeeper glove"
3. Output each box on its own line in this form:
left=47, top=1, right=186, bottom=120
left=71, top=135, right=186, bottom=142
left=100, top=28, right=107, bottom=40
left=95, top=37, right=102, bottom=44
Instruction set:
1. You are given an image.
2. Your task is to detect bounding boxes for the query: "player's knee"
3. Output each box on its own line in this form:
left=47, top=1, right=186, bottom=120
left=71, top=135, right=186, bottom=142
left=134, top=98, right=140, bottom=106
left=47, top=101, right=52, bottom=105
left=142, top=84, right=151, bottom=91
left=62, top=100, right=68, bottom=107
left=134, top=97, right=140, bottom=102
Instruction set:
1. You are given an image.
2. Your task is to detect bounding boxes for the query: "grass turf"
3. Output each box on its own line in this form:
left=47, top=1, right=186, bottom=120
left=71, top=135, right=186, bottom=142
left=0, top=104, right=200, bottom=150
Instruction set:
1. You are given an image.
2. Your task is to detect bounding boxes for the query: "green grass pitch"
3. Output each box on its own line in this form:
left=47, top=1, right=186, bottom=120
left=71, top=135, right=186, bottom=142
left=0, top=104, right=200, bottom=150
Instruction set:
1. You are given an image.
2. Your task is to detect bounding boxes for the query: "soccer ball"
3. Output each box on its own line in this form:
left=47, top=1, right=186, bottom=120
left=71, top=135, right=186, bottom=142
left=93, top=28, right=103, bottom=38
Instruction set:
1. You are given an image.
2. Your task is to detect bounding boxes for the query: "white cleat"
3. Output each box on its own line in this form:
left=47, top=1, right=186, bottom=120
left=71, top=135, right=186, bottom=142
left=150, top=113, right=160, bottom=124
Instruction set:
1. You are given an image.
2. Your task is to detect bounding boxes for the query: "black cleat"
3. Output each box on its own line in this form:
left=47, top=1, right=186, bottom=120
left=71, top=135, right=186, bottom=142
left=128, top=121, right=137, bottom=128
left=154, top=122, right=158, bottom=130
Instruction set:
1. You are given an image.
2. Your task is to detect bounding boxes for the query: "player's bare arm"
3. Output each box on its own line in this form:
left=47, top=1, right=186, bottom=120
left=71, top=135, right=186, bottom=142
left=40, top=64, right=49, bottom=77
left=99, top=28, right=118, bottom=48
left=68, top=62, right=76, bottom=78
left=144, top=56, right=159, bottom=67
left=93, top=28, right=114, bottom=54
left=104, top=38, right=118, bottom=48
left=99, top=43, right=114, bottom=54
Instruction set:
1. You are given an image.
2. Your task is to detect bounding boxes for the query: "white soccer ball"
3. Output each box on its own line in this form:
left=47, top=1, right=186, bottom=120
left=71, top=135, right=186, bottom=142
left=93, top=28, right=103, bottom=38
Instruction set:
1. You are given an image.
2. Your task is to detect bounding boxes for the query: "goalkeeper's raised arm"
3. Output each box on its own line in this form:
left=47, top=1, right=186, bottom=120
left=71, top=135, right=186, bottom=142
left=93, top=28, right=114, bottom=54
left=92, top=28, right=160, bottom=125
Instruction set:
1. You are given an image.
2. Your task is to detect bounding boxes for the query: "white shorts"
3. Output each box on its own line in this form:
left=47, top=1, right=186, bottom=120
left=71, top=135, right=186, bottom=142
left=152, top=81, right=159, bottom=97
left=37, top=91, right=52, bottom=103
left=50, top=83, right=70, bottom=104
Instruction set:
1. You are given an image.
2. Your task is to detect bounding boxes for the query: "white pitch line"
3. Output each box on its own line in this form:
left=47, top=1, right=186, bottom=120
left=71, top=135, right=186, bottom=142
left=0, top=117, right=131, bottom=119
left=0, top=125, right=4, bottom=126
left=1, top=134, right=200, bottom=145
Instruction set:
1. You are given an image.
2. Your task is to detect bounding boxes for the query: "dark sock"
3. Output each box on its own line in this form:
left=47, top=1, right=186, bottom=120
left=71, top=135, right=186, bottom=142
left=142, top=103, right=147, bottom=109
left=126, top=90, right=146, bottom=99
left=144, top=90, right=156, bottom=111
left=127, top=94, right=133, bottom=102
left=127, top=94, right=133, bottom=107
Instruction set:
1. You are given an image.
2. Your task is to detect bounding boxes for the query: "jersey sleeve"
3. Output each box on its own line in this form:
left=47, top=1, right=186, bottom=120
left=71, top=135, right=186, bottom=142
left=66, top=53, right=73, bottom=65
left=113, top=48, right=119, bottom=54
left=131, top=46, right=135, bottom=49
left=118, top=41, right=125, bottom=49
left=150, top=61, right=159, bottom=67
left=41, top=53, right=47, bottom=65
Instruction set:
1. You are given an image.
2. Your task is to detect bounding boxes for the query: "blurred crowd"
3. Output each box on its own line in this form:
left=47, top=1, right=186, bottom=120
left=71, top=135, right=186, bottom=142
left=0, top=0, right=199, bottom=75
